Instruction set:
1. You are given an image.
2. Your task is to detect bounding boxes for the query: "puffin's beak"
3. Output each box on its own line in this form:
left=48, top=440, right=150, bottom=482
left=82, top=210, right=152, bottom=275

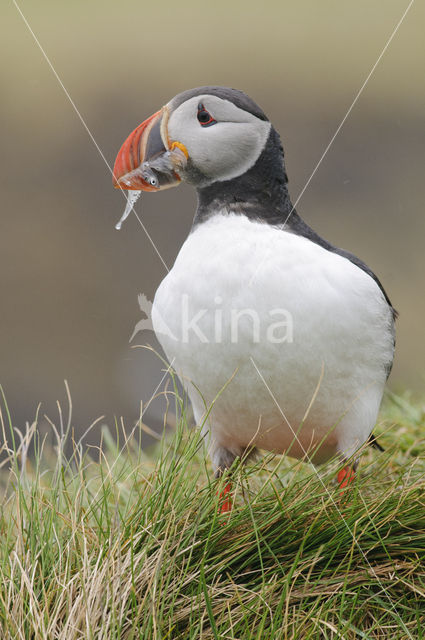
left=112, top=106, right=187, bottom=191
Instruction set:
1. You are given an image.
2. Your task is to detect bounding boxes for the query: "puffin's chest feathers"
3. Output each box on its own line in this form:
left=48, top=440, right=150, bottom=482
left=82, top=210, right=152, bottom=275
left=152, top=213, right=394, bottom=458
left=153, top=210, right=393, bottom=353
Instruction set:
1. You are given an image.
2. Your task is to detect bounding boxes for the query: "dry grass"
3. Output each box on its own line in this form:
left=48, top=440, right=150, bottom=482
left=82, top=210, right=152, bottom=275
left=0, top=386, right=425, bottom=639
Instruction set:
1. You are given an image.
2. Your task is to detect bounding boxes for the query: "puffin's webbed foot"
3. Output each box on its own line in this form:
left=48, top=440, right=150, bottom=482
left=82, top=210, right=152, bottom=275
left=213, top=445, right=258, bottom=515
left=337, top=465, right=356, bottom=489
left=216, top=482, right=232, bottom=514
left=336, top=456, right=358, bottom=498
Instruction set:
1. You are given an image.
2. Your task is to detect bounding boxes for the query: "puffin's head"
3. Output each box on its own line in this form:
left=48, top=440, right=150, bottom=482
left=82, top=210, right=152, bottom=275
left=113, top=86, right=272, bottom=192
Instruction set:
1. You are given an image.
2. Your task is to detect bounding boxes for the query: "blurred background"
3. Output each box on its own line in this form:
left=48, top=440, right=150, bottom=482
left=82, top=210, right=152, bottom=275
left=1, top=0, right=424, bottom=442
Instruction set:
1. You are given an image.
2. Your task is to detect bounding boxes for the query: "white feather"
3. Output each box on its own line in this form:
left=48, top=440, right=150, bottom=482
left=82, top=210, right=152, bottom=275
left=152, top=213, right=394, bottom=468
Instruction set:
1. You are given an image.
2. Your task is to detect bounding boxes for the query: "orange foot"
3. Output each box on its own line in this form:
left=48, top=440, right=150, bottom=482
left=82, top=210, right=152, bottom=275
left=337, top=466, right=355, bottom=491
left=217, top=482, right=232, bottom=514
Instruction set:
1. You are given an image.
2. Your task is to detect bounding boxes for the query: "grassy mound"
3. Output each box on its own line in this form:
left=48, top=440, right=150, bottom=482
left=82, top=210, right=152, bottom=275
left=0, top=389, right=424, bottom=639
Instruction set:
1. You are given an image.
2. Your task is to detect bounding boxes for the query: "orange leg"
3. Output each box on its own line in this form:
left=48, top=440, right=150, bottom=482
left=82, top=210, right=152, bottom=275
left=217, top=482, right=232, bottom=514
left=337, top=465, right=356, bottom=491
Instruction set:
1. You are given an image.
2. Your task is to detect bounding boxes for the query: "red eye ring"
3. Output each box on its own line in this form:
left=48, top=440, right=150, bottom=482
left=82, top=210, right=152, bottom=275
left=197, top=103, right=217, bottom=127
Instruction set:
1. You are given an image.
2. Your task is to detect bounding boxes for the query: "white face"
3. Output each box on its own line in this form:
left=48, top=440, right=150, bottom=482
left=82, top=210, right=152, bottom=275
left=167, top=95, right=271, bottom=185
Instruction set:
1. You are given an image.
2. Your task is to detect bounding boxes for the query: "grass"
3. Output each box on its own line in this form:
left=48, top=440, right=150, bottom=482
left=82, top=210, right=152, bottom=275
left=0, top=385, right=424, bottom=639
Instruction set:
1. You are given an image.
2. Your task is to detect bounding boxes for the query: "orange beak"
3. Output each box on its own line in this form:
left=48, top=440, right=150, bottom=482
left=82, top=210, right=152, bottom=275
left=113, top=106, right=187, bottom=192
left=113, top=110, right=164, bottom=191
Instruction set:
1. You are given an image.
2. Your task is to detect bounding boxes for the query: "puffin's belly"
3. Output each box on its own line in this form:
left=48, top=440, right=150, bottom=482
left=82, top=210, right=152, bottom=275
left=152, top=213, right=394, bottom=460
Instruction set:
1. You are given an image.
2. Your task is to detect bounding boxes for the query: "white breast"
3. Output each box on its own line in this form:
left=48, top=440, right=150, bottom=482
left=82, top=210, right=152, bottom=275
left=152, top=213, right=394, bottom=467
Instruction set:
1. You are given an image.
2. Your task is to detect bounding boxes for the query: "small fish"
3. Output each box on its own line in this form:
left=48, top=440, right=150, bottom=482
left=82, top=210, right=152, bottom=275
left=114, top=146, right=187, bottom=230
left=115, top=190, right=141, bottom=230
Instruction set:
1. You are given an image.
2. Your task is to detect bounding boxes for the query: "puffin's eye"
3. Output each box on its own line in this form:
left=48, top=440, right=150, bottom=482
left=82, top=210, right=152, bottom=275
left=197, top=103, right=217, bottom=127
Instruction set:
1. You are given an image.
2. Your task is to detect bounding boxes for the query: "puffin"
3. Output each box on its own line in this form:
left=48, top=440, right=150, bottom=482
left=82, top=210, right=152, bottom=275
left=113, top=86, right=396, bottom=511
